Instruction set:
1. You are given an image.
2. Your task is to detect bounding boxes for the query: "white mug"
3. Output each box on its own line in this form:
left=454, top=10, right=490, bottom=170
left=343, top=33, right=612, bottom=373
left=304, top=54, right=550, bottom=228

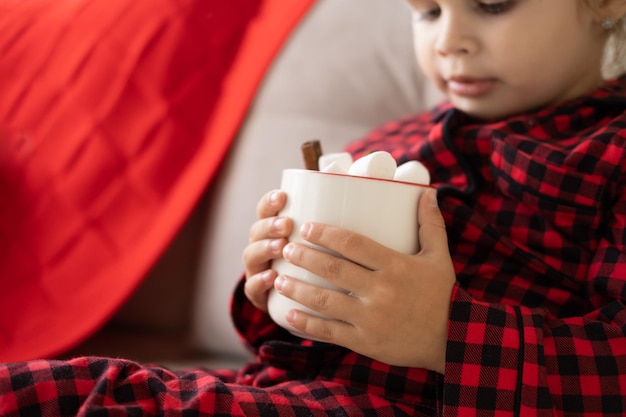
left=268, top=168, right=430, bottom=339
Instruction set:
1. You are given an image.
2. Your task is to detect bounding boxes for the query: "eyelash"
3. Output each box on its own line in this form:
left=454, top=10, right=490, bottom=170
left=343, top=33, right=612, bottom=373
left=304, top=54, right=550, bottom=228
left=414, top=0, right=516, bottom=21
left=478, top=1, right=515, bottom=14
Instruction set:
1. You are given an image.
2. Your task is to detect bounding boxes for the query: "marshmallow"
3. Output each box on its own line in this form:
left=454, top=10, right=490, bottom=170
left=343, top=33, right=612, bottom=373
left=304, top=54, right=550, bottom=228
left=319, top=152, right=353, bottom=173
left=348, top=151, right=397, bottom=180
left=321, top=160, right=349, bottom=175
left=393, top=160, right=430, bottom=185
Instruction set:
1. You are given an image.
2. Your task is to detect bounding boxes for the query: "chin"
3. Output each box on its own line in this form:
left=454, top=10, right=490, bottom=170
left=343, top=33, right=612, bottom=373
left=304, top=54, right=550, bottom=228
left=451, top=100, right=521, bottom=122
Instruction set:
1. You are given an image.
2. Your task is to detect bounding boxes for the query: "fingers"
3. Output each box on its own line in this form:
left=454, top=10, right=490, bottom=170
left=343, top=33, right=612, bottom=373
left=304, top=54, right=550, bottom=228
left=242, top=236, right=286, bottom=273
left=285, top=308, right=356, bottom=344
left=244, top=189, right=293, bottom=278
left=248, top=189, right=292, bottom=243
left=242, top=190, right=293, bottom=311
left=241, top=237, right=286, bottom=312
left=248, top=216, right=291, bottom=243
left=274, top=275, right=358, bottom=341
left=281, top=242, right=368, bottom=294
left=417, top=189, right=449, bottom=255
left=243, top=218, right=291, bottom=278
left=244, top=270, right=277, bottom=312
left=256, top=190, right=286, bottom=219
left=296, top=222, right=391, bottom=271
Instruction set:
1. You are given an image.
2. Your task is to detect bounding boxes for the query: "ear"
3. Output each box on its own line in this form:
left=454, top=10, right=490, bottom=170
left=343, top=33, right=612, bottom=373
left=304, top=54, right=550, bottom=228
left=590, top=0, right=626, bottom=24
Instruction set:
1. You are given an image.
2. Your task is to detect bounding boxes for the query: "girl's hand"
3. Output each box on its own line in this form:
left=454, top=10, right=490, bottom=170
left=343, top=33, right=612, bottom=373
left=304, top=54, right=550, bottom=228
left=242, top=190, right=293, bottom=312
left=274, top=189, right=455, bottom=373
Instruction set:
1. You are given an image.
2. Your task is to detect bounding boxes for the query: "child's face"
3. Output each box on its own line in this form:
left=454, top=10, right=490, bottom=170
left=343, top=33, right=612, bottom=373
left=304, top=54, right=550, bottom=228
left=406, top=0, right=607, bottom=120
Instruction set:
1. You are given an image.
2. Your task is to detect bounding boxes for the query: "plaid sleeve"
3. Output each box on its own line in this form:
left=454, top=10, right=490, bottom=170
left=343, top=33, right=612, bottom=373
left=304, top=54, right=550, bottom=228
left=442, top=192, right=626, bottom=416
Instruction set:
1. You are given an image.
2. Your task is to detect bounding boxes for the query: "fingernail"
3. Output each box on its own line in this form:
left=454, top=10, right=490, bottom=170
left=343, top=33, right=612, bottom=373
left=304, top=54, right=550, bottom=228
left=269, top=239, right=282, bottom=253
left=300, top=222, right=312, bottom=238
left=283, top=243, right=295, bottom=259
left=274, top=217, right=286, bottom=233
left=269, top=191, right=280, bottom=205
left=275, top=275, right=286, bottom=291
left=259, top=270, right=273, bottom=283
left=285, top=309, right=297, bottom=324
left=429, top=189, right=438, bottom=208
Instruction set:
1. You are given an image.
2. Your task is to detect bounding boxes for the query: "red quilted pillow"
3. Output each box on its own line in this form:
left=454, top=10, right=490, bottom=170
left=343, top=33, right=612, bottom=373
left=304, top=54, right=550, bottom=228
left=0, top=0, right=315, bottom=361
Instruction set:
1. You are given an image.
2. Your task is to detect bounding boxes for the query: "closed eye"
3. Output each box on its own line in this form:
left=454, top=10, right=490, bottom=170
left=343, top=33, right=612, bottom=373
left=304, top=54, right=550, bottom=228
left=475, top=0, right=516, bottom=15
left=414, top=7, right=441, bottom=21
left=406, top=0, right=441, bottom=22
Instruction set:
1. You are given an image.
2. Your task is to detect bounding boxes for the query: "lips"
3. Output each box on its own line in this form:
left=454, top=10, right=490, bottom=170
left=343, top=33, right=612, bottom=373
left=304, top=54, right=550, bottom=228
left=447, top=76, right=496, bottom=97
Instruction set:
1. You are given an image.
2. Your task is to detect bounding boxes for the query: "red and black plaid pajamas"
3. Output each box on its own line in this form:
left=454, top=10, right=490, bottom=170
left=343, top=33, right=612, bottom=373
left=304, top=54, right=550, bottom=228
left=1, top=77, right=625, bottom=416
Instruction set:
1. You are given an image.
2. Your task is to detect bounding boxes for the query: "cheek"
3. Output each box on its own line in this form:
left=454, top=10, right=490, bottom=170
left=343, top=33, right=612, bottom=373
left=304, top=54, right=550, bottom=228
left=493, top=37, right=563, bottom=88
left=412, top=21, right=431, bottom=68
left=486, top=34, right=541, bottom=84
left=413, top=34, right=441, bottom=88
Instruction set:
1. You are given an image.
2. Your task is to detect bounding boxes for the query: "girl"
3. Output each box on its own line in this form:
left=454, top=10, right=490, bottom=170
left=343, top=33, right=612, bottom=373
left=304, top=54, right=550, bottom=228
left=2, top=0, right=626, bottom=416
left=244, top=0, right=626, bottom=414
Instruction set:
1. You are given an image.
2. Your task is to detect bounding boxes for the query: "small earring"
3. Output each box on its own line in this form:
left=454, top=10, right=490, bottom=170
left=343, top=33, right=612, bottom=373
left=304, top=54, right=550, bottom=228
left=602, top=18, right=614, bottom=29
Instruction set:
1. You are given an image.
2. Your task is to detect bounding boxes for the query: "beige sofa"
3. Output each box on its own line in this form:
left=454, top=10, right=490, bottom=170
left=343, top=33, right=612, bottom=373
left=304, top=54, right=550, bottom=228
left=65, top=0, right=443, bottom=369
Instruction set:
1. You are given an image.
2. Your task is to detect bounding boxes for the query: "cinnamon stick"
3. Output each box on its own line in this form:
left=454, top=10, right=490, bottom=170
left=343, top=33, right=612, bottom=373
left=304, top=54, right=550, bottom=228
left=301, top=140, right=323, bottom=170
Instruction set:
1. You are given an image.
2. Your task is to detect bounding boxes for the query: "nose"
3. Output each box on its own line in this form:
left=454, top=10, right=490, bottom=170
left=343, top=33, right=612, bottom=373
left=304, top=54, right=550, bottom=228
left=434, top=12, right=479, bottom=56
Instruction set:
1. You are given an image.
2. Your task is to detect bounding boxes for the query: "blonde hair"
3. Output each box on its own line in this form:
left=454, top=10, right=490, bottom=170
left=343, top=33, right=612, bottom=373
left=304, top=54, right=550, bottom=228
left=582, top=0, right=626, bottom=78
left=604, top=19, right=626, bottom=78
